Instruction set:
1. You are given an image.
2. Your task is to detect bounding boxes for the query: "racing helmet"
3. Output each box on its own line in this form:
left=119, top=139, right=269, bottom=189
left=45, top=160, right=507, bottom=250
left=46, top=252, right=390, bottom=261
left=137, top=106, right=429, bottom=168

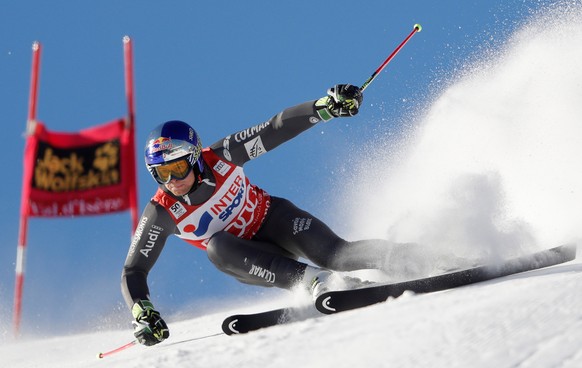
left=144, top=120, right=204, bottom=184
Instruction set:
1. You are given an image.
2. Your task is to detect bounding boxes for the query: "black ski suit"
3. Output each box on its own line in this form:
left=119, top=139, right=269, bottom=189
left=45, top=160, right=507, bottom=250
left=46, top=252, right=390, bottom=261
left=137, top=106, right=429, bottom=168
left=121, top=100, right=392, bottom=309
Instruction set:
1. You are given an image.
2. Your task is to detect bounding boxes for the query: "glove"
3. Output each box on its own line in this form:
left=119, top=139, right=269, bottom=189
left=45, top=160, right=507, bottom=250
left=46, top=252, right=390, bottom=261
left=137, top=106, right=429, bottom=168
left=131, top=300, right=170, bottom=346
left=315, top=84, right=363, bottom=120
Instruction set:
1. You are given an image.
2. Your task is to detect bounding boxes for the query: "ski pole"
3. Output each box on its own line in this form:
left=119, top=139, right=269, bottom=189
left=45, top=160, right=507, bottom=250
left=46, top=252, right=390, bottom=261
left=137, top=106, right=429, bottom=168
left=97, top=340, right=137, bottom=359
left=96, top=331, right=223, bottom=358
left=360, top=24, right=422, bottom=92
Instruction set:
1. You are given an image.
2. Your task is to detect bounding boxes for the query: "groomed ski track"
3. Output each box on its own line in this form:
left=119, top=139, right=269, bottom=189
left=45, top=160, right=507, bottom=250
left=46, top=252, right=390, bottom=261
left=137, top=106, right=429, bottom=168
left=1, top=251, right=581, bottom=368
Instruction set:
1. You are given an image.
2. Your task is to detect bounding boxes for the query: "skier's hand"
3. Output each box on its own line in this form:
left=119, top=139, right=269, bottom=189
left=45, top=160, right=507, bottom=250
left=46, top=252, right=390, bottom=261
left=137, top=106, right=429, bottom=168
left=315, top=84, right=363, bottom=120
left=131, top=300, right=169, bottom=346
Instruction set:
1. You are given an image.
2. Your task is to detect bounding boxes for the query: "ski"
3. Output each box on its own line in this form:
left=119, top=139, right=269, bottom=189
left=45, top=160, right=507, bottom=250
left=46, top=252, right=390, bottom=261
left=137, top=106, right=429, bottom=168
left=221, top=305, right=315, bottom=335
left=315, top=243, right=577, bottom=314
left=222, top=244, right=576, bottom=334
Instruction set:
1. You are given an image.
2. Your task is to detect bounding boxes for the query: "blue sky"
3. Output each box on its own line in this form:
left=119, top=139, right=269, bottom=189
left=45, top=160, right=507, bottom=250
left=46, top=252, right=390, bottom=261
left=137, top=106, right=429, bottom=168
left=0, top=0, right=554, bottom=335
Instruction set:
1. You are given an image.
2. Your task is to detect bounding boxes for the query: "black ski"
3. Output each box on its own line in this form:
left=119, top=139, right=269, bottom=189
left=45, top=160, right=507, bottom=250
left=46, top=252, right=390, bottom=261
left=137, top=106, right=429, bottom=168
left=315, top=243, right=577, bottom=314
left=221, top=305, right=315, bottom=335
left=222, top=244, right=576, bottom=334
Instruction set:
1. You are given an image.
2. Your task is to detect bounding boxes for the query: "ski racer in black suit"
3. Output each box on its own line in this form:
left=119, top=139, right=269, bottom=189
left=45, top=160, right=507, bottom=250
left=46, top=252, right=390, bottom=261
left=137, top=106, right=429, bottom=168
left=122, top=85, right=399, bottom=345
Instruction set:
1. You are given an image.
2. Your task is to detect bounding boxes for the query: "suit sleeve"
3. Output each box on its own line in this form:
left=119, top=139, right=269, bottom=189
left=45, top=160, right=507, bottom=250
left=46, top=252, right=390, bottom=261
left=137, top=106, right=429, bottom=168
left=209, top=100, right=328, bottom=165
left=120, top=200, right=176, bottom=309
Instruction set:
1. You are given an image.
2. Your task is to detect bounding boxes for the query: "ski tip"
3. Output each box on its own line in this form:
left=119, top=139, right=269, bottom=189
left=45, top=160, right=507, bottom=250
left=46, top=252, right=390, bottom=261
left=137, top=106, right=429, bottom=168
left=221, top=317, right=241, bottom=335
left=315, top=294, right=338, bottom=315
left=97, top=353, right=104, bottom=359
left=550, top=243, right=577, bottom=261
left=414, top=24, right=423, bottom=32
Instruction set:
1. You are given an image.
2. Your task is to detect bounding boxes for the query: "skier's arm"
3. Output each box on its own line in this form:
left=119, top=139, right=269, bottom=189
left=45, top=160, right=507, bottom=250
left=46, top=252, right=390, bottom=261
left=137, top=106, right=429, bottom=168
left=121, top=201, right=174, bottom=346
left=120, top=202, right=175, bottom=309
left=209, top=84, right=363, bottom=166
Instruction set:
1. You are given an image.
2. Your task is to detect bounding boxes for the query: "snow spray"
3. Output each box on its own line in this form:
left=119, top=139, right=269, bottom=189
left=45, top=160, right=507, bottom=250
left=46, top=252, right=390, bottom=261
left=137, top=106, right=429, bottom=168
left=343, top=4, right=582, bottom=260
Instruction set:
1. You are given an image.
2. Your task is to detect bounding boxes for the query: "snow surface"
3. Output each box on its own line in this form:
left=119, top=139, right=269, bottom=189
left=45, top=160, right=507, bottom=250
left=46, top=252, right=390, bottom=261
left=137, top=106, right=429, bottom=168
left=1, top=253, right=581, bottom=368
left=3, top=3, right=582, bottom=368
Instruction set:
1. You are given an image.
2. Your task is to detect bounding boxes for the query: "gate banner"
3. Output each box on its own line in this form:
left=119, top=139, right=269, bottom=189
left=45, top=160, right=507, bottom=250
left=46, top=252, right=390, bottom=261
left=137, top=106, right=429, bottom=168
left=21, top=119, right=136, bottom=217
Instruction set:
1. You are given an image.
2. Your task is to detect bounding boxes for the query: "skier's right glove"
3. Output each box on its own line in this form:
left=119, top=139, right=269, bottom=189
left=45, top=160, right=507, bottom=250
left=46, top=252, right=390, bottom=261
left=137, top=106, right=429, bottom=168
left=131, top=300, right=170, bottom=346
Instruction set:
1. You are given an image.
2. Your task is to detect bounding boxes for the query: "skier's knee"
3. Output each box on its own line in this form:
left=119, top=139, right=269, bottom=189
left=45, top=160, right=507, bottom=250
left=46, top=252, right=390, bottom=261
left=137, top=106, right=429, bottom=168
left=207, top=231, right=235, bottom=269
left=305, top=240, right=350, bottom=270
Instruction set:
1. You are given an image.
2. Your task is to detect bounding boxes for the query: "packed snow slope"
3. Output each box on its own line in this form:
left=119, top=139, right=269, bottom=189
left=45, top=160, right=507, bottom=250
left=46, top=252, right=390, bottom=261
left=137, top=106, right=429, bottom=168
left=1, top=255, right=582, bottom=368
left=3, top=3, right=582, bottom=368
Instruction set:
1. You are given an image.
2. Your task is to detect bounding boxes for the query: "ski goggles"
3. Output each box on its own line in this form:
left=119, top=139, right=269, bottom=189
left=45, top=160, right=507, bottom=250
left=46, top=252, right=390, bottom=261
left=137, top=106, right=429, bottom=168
left=153, top=158, right=192, bottom=184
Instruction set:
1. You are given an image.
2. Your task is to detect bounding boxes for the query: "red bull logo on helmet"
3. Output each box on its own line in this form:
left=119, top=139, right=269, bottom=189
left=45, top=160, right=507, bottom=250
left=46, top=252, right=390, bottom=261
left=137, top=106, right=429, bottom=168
left=149, top=137, right=173, bottom=153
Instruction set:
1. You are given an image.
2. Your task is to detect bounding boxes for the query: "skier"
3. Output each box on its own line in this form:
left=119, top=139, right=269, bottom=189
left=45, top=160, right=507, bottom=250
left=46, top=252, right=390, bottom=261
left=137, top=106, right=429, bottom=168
left=122, top=84, right=399, bottom=346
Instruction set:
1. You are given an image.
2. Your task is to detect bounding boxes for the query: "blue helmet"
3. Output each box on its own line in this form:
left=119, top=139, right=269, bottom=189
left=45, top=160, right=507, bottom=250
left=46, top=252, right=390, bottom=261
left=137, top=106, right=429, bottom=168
left=144, top=120, right=204, bottom=184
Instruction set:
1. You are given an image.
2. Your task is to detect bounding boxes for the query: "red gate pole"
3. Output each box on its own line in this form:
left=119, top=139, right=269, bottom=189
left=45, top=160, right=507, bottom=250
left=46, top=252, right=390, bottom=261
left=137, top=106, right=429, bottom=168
left=123, top=36, right=139, bottom=232
left=14, top=41, right=42, bottom=337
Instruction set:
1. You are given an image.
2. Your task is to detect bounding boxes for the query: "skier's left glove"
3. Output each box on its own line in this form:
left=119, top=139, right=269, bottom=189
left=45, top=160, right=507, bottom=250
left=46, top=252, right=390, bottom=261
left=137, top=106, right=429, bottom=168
left=315, top=84, right=363, bottom=121
left=131, top=300, right=170, bottom=346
